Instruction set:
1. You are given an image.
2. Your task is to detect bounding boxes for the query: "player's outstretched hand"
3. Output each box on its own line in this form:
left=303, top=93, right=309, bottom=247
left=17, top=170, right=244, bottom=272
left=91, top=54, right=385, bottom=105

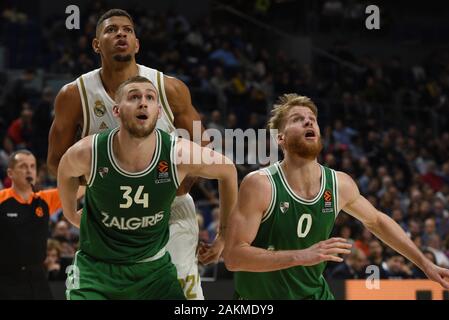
left=198, top=234, right=225, bottom=265
left=423, top=262, right=449, bottom=289
left=299, top=237, right=352, bottom=266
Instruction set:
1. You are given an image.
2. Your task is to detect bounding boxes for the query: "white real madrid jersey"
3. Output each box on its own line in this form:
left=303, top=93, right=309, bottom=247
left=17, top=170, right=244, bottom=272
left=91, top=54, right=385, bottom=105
left=76, top=64, right=176, bottom=137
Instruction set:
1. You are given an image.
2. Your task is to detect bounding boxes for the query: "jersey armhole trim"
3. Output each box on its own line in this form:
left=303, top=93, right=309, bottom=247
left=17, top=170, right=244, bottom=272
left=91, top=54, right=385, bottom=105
left=170, top=135, right=180, bottom=189
left=332, top=170, right=340, bottom=219
left=87, top=134, right=98, bottom=187
left=157, top=71, right=175, bottom=128
left=261, top=170, right=276, bottom=223
left=78, top=76, right=90, bottom=138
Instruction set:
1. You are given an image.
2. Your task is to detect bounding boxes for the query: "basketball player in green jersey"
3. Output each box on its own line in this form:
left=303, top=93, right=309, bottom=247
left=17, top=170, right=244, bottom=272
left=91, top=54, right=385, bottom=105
left=48, top=9, right=220, bottom=299
left=223, top=94, right=449, bottom=299
left=57, top=76, right=237, bottom=300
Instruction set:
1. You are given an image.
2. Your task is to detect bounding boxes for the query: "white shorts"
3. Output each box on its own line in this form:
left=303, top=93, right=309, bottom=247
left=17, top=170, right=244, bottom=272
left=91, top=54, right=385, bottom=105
left=167, top=194, right=204, bottom=300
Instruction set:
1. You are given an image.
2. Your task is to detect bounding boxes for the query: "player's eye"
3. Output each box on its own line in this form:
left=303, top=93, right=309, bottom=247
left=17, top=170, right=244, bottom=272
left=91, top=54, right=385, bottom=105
left=131, top=94, right=140, bottom=100
left=124, top=27, right=134, bottom=33
left=146, top=95, right=154, bottom=100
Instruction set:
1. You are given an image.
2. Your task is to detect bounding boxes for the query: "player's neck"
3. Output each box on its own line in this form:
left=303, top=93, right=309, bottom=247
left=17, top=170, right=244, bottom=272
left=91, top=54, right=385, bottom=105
left=100, top=60, right=139, bottom=96
left=113, top=130, right=157, bottom=173
left=280, top=156, right=321, bottom=192
left=12, top=184, right=33, bottom=202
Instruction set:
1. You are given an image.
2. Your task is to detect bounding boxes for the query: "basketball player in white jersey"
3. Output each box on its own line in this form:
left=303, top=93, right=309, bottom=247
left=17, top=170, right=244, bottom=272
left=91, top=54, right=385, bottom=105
left=47, top=9, right=222, bottom=300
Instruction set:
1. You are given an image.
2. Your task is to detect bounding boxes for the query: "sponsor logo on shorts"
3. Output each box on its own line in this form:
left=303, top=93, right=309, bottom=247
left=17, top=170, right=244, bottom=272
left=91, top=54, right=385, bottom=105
left=101, top=211, right=164, bottom=230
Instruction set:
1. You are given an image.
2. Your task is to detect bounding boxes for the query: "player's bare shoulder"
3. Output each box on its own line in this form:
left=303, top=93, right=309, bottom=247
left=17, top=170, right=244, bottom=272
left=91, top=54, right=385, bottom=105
left=54, top=81, right=83, bottom=124
left=336, top=170, right=360, bottom=209
left=163, top=75, right=191, bottom=113
left=239, top=169, right=273, bottom=212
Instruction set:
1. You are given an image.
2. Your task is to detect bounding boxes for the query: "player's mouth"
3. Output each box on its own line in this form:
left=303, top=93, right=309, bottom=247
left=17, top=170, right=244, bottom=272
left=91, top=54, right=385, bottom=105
left=304, top=129, right=316, bottom=140
left=136, top=114, right=148, bottom=122
left=115, top=39, right=129, bottom=50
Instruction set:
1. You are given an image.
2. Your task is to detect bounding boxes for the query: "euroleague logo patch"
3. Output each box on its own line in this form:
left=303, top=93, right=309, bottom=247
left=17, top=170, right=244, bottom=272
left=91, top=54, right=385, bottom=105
left=324, top=190, right=332, bottom=202
left=322, top=190, right=333, bottom=213
left=35, top=206, right=44, bottom=218
left=155, top=160, right=171, bottom=184
left=157, top=161, right=169, bottom=173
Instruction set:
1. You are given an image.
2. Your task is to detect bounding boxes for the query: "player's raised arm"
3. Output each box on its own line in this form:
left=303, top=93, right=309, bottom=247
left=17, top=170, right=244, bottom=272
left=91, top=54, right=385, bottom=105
left=47, top=82, right=83, bottom=176
left=175, top=138, right=237, bottom=264
left=338, top=171, right=449, bottom=289
left=57, top=136, right=92, bottom=228
left=223, top=172, right=352, bottom=272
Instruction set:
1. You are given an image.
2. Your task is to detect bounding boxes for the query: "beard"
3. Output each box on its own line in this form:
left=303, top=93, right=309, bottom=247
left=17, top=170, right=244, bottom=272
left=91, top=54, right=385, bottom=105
left=121, top=114, right=157, bottom=139
left=284, top=134, right=323, bottom=160
left=113, top=54, right=132, bottom=62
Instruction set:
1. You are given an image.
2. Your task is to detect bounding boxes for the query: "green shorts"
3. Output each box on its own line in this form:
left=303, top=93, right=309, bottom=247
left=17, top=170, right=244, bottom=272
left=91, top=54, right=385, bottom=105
left=66, top=250, right=185, bottom=300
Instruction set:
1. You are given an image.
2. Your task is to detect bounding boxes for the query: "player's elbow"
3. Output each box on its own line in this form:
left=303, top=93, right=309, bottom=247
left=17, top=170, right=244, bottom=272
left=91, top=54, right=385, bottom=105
left=364, top=210, right=383, bottom=232
left=223, top=243, right=246, bottom=272
left=223, top=250, right=239, bottom=272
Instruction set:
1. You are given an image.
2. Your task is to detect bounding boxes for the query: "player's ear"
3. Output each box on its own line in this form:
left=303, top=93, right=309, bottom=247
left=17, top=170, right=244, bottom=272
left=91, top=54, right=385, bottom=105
left=157, top=104, right=161, bottom=119
left=6, top=168, right=13, bottom=179
left=277, top=132, right=285, bottom=147
left=112, top=105, right=120, bottom=117
left=135, top=38, right=140, bottom=54
left=92, top=38, right=100, bottom=54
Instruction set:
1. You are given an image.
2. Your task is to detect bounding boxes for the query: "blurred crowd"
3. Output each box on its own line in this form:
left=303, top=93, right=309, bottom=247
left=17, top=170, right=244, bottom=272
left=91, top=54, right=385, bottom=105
left=1, top=1, right=449, bottom=281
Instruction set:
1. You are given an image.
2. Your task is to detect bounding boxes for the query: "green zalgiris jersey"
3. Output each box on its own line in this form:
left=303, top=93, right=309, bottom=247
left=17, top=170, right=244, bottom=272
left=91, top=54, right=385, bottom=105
left=235, top=162, right=340, bottom=300
left=80, top=128, right=180, bottom=264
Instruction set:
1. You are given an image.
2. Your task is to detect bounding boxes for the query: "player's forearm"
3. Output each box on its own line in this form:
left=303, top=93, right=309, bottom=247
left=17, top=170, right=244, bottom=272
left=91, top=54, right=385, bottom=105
left=47, top=154, right=60, bottom=177
left=224, top=244, right=304, bottom=272
left=176, top=175, right=197, bottom=195
left=217, top=166, right=238, bottom=237
left=367, top=212, right=429, bottom=271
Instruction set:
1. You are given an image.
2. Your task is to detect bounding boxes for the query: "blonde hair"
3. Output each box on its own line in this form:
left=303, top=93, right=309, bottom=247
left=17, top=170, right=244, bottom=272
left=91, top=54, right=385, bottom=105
left=267, top=93, right=318, bottom=131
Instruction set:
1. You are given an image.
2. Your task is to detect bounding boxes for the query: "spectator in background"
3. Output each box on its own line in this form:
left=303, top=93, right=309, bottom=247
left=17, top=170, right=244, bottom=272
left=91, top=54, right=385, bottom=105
left=412, top=250, right=437, bottom=279
left=426, top=234, right=449, bottom=268
left=197, top=213, right=210, bottom=244
left=422, top=217, right=437, bottom=246
left=2, top=69, right=38, bottom=123
left=368, top=239, right=383, bottom=265
left=354, top=228, right=372, bottom=256
left=207, top=207, right=220, bottom=242
left=329, top=247, right=368, bottom=279
left=332, top=119, right=357, bottom=151
left=381, top=250, right=413, bottom=279
left=33, top=87, right=55, bottom=160
left=7, top=102, right=34, bottom=149
left=44, top=239, right=64, bottom=281
left=421, top=161, right=444, bottom=192
left=207, top=110, right=225, bottom=135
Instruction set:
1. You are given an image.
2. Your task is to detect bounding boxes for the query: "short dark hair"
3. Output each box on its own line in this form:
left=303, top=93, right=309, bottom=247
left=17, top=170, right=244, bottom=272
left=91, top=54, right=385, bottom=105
left=96, top=9, right=134, bottom=36
left=8, top=149, right=34, bottom=169
left=115, top=76, right=156, bottom=102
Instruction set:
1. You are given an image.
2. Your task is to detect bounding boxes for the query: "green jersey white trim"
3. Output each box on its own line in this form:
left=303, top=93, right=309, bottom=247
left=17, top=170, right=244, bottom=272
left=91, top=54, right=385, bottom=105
left=87, top=134, right=98, bottom=187
left=107, top=128, right=161, bottom=178
left=170, top=135, right=180, bottom=189
left=275, top=162, right=325, bottom=205
left=261, top=169, right=277, bottom=223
